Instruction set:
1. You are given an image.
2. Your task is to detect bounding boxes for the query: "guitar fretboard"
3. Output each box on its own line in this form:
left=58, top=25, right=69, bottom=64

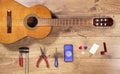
left=38, top=18, right=92, bottom=27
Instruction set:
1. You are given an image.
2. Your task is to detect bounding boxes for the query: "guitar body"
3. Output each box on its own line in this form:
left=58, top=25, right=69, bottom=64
left=0, top=0, right=52, bottom=44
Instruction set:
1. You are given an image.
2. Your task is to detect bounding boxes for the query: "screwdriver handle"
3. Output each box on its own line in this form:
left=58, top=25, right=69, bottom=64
left=19, top=56, right=23, bottom=67
left=54, top=56, right=58, bottom=68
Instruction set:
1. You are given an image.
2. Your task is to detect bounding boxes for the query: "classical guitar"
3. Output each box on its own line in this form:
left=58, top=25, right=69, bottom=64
left=0, top=0, right=113, bottom=44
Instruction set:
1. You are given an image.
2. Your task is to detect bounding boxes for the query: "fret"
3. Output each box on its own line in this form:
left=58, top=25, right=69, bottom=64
left=58, top=19, right=60, bottom=26
left=66, top=19, right=70, bottom=25
left=48, top=19, right=50, bottom=25
left=74, top=19, right=76, bottom=25
left=78, top=19, right=81, bottom=25
left=71, top=19, right=73, bottom=25
left=54, top=19, right=57, bottom=26
left=79, top=19, right=82, bottom=24
left=74, top=18, right=78, bottom=26
left=63, top=19, right=65, bottom=26
left=65, top=19, right=67, bottom=26
left=72, top=19, right=75, bottom=26
left=76, top=18, right=79, bottom=25
left=70, top=19, right=72, bottom=26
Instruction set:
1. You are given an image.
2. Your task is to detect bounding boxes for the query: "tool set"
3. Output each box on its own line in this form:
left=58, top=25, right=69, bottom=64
left=18, top=42, right=108, bottom=74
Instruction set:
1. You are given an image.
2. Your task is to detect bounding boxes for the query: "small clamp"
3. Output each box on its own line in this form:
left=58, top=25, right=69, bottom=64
left=19, top=47, right=29, bottom=67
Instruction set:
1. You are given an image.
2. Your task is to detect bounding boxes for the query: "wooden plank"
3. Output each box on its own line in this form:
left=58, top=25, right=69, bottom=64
left=0, top=58, right=120, bottom=74
left=45, top=0, right=120, bottom=15
left=14, top=0, right=120, bottom=14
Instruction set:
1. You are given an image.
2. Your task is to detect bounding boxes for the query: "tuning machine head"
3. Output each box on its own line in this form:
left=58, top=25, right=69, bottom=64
left=93, top=17, right=113, bottom=27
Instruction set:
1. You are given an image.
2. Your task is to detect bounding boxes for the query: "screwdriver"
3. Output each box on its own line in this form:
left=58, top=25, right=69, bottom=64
left=54, top=48, right=58, bottom=68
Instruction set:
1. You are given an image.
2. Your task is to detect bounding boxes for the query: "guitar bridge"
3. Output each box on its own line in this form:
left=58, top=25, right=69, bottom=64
left=7, top=10, right=12, bottom=33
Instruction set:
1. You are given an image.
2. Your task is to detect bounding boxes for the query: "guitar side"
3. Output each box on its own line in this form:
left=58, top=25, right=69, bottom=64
left=0, top=0, right=52, bottom=44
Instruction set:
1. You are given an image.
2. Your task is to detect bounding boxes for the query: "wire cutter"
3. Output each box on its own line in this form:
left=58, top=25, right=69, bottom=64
left=36, top=47, right=49, bottom=68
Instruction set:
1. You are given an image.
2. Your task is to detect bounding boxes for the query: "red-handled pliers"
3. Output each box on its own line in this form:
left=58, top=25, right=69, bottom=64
left=36, top=47, right=49, bottom=68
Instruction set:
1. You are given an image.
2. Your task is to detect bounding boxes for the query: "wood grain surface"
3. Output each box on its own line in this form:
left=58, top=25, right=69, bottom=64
left=0, top=0, right=120, bottom=74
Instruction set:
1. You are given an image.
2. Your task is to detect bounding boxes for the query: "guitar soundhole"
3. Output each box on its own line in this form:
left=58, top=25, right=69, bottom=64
left=27, top=17, right=38, bottom=28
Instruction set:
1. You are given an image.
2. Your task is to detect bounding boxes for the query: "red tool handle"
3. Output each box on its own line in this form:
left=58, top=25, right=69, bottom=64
left=103, top=42, right=107, bottom=52
left=36, top=56, right=42, bottom=68
left=43, top=56, right=49, bottom=68
left=36, top=56, right=49, bottom=68
left=19, top=56, right=23, bottom=67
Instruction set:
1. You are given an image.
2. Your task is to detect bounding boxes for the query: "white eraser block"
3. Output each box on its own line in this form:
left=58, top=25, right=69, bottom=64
left=89, top=43, right=99, bottom=54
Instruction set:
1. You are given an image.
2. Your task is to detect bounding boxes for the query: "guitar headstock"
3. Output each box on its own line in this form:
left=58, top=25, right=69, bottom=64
left=93, top=17, right=113, bottom=27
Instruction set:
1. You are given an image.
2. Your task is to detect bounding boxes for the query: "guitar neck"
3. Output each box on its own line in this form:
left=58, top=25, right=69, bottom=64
left=37, top=18, right=93, bottom=27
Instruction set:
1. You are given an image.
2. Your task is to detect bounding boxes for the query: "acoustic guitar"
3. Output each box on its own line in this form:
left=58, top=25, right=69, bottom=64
left=0, top=0, right=113, bottom=44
